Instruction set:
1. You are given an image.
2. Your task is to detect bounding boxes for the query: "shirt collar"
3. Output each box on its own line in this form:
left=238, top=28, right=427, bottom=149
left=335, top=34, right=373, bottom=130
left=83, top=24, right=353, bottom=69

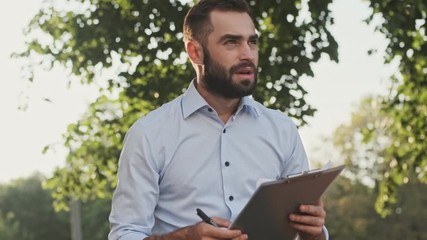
left=239, top=96, right=259, bottom=118
left=181, top=80, right=208, bottom=119
left=181, top=79, right=259, bottom=119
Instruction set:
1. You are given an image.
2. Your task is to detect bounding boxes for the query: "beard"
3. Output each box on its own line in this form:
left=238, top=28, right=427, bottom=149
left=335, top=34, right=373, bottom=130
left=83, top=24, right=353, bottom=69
left=202, top=48, right=257, bottom=99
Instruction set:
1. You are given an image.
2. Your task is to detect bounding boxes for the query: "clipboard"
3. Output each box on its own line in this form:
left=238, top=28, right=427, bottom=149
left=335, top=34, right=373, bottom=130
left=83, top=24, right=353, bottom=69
left=229, top=165, right=345, bottom=240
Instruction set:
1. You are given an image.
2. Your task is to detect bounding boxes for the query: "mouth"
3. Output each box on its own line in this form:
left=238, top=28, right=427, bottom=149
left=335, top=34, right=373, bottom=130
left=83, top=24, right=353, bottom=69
left=235, top=66, right=255, bottom=77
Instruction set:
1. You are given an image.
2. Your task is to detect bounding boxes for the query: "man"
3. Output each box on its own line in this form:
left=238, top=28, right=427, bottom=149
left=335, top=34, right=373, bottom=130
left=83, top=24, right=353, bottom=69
left=109, top=0, right=328, bottom=239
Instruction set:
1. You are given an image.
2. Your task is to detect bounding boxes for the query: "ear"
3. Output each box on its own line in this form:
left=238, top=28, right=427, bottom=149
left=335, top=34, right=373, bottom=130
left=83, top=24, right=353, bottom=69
left=186, top=40, right=204, bottom=65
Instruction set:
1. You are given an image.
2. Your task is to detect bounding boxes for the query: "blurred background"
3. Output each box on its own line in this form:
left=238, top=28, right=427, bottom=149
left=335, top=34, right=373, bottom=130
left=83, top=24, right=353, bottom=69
left=1, top=0, right=426, bottom=239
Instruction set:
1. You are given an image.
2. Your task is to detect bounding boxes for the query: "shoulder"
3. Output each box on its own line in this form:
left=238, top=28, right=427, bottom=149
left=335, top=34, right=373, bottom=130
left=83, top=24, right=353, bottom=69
left=250, top=99, right=296, bottom=127
left=130, top=96, right=183, bottom=134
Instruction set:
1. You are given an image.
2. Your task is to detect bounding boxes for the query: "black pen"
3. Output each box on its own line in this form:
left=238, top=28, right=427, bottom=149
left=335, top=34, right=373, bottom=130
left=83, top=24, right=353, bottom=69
left=196, top=208, right=219, bottom=227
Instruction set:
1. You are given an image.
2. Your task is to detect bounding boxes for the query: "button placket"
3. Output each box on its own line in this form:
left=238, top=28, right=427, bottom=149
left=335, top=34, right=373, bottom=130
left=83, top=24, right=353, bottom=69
left=219, top=121, right=240, bottom=210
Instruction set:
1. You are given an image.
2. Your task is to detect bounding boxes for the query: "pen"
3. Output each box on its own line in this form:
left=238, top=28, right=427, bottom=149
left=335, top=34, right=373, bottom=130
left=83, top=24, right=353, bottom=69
left=196, top=208, right=219, bottom=227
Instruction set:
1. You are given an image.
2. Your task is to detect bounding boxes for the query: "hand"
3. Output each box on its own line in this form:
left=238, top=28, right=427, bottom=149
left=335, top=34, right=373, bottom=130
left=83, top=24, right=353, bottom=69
left=288, top=200, right=326, bottom=240
left=145, top=217, right=248, bottom=240
left=187, top=217, right=248, bottom=240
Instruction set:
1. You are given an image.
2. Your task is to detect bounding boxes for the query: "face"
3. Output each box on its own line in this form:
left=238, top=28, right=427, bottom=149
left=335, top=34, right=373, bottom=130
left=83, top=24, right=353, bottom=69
left=201, top=10, right=259, bottom=99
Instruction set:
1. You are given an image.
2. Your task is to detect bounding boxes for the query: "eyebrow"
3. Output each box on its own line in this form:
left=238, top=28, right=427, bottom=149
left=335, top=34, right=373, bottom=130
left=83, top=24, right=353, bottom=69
left=218, top=33, right=259, bottom=43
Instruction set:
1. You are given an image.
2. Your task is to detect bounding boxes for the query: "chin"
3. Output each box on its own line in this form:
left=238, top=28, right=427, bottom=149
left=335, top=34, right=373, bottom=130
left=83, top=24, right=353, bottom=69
left=236, top=78, right=255, bottom=86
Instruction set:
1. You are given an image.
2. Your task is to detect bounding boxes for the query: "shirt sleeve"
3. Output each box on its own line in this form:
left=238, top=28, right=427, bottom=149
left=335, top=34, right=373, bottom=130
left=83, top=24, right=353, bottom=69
left=283, top=120, right=329, bottom=240
left=280, top=119, right=310, bottom=177
left=108, top=119, right=159, bottom=240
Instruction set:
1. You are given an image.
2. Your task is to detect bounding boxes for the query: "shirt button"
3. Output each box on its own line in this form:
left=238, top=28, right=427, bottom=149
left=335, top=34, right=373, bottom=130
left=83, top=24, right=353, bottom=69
left=223, top=129, right=226, bottom=133
left=225, top=161, right=230, bottom=167
left=208, top=108, right=213, bottom=112
left=229, top=196, right=234, bottom=201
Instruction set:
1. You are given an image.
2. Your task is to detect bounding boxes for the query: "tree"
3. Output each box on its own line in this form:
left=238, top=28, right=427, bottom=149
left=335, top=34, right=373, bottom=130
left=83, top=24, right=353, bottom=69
left=327, top=96, right=427, bottom=238
left=0, top=174, right=70, bottom=239
left=324, top=176, right=427, bottom=239
left=0, top=174, right=111, bottom=240
left=332, top=96, right=390, bottom=188
left=331, top=95, right=413, bottom=216
left=0, top=216, right=20, bottom=240
left=324, top=177, right=379, bottom=239
left=18, top=0, right=338, bottom=208
left=364, top=0, right=427, bottom=215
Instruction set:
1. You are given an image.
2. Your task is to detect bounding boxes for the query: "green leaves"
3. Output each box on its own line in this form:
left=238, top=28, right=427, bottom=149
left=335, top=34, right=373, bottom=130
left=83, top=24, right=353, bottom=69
left=325, top=176, right=427, bottom=238
left=0, top=175, right=111, bottom=239
left=0, top=175, right=70, bottom=239
left=340, top=0, right=427, bottom=217
left=247, top=0, right=337, bottom=125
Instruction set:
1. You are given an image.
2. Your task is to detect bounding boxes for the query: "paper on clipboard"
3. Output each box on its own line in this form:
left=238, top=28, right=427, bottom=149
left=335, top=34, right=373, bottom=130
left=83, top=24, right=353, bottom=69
left=255, top=160, right=333, bottom=188
left=230, top=163, right=344, bottom=240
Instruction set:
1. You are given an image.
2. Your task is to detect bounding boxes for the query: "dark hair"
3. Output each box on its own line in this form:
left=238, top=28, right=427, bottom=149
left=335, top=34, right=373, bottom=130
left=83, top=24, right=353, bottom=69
left=183, top=0, right=252, bottom=45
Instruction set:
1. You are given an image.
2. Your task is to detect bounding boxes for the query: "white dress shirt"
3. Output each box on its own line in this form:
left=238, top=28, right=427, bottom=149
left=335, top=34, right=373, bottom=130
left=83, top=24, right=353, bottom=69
left=108, top=80, right=322, bottom=240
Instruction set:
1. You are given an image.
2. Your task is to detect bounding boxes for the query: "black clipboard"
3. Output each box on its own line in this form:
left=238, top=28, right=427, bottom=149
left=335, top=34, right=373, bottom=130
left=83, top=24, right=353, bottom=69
left=229, top=165, right=345, bottom=240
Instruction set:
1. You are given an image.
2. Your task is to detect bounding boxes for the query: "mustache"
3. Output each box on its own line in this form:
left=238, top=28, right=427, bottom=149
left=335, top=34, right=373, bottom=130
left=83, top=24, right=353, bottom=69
left=230, top=61, right=257, bottom=73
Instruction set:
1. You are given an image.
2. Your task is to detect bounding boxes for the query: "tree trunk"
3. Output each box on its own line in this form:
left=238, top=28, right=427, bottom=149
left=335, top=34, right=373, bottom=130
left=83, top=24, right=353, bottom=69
left=70, top=199, right=83, bottom=240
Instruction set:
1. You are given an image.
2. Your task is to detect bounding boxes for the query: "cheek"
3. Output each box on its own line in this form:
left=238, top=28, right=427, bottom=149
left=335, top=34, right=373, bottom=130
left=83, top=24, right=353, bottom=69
left=213, top=56, right=235, bottom=70
left=215, top=53, right=235, bottom=64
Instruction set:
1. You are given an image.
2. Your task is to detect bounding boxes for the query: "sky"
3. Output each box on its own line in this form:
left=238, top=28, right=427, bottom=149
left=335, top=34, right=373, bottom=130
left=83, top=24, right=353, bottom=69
left=0, top=0, right=396, bottom=183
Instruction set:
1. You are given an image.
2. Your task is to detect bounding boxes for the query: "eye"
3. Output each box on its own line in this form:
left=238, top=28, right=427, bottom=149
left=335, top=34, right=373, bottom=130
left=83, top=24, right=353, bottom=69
left=224, top=39, right=238, bottom=45
left=249, top=38, right=258, bottom=46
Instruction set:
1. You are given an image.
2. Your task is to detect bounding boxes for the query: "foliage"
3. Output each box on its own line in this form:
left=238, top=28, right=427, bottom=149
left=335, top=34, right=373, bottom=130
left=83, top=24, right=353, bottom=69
left=0, top=217, right=20, bottom=240
left=332, top=95, right=420, bottom=217
left=81, top=197, right=111, bottom=239
left=365, top=0, right=427, bottom=215
left=0, top=174, right=111, bottom=240
left=324, top=176, right=427, bottom=239
left=2, top=173, right=427, bottom=239
left=324, top=177, right=378, bottom=239
left=332, top=96, right=391, bottom=187
left=19, top=0, right=338, bottom=208
left=0, top=174, right=69, bottom=239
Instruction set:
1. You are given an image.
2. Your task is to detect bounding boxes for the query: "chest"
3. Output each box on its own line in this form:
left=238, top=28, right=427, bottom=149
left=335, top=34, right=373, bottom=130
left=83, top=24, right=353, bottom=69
left=155, top=114, right=287, bottom=199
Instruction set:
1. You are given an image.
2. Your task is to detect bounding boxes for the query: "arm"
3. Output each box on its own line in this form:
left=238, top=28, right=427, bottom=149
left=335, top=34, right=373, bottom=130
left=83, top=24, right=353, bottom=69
left=108, top=120, right=160, bottom=240
left=282, top=122, right=328, bottom=240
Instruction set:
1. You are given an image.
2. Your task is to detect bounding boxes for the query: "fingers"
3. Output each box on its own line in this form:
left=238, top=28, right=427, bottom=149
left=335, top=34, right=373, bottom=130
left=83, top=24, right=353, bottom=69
left=211, top=217, right=232, bottom=228
left=288, top=201, right=326, bottom=239
left=289, top=213, right=325, bottom=227
left=289, top=213, right=324, bottom=239
left=299, top=204, right=326, bottom=219
left=289, top=222, right=324, bottom=237
left=232, top=234, right=249, bottom=240
left=210, top=217, right=248, bottom=240
left=192, top=220, right=245, bottom=240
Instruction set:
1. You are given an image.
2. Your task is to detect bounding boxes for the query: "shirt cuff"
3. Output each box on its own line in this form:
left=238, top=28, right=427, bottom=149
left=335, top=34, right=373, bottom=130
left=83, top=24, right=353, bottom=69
left=323, top=225, right=329, bottom=240
left=108, top=232, right=148, bottom=240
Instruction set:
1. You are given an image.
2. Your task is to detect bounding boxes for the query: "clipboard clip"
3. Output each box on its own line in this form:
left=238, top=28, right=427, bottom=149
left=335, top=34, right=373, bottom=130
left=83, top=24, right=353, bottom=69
left=284, top=161, right=333, bottom=179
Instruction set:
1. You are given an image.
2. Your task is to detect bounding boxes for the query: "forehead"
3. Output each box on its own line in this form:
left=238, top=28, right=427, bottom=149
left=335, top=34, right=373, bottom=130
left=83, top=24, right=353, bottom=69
left=208, top=10, right=256, bottom=39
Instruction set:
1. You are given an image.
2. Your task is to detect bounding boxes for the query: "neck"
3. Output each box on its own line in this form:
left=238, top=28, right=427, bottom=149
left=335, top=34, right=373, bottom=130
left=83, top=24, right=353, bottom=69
left=194, top=79, right=241, bottom=124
